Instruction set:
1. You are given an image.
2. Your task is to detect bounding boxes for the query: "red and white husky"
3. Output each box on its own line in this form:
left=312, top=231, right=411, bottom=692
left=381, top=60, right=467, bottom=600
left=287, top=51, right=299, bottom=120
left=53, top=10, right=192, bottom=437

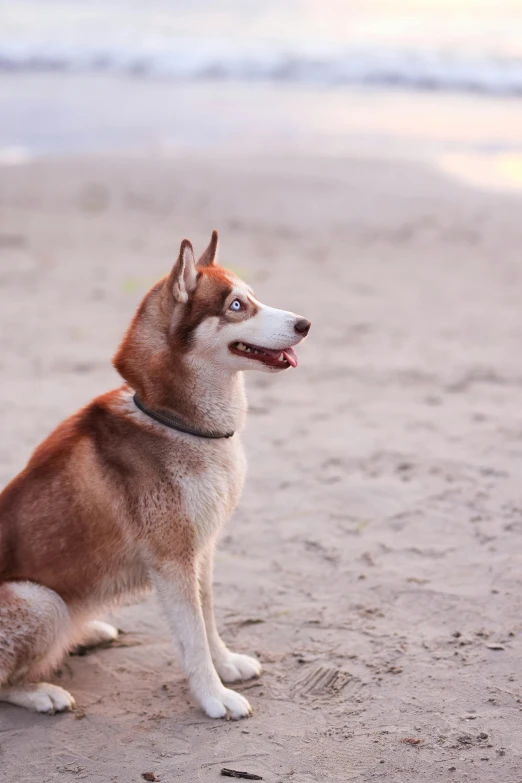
left=0, top=232, right=310, bottom=719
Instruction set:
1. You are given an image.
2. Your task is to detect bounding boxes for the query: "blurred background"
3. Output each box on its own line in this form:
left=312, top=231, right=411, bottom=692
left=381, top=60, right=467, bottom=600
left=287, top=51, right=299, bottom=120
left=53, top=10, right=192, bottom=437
left=2, top=0, right=522, bottom=185
left=2, top=2, right=522, bottom=781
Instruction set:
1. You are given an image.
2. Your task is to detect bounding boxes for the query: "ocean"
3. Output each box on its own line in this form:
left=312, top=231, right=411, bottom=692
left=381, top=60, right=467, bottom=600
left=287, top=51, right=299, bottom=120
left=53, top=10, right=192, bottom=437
left=2, top=0, right=522, bottom=95
left=1, top=1, right=522, bottom=158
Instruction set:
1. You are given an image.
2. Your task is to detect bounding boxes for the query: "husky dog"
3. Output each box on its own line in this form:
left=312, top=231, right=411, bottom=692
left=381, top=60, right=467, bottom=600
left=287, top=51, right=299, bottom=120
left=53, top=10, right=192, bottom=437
left=0, top=232, right=310, bottom=719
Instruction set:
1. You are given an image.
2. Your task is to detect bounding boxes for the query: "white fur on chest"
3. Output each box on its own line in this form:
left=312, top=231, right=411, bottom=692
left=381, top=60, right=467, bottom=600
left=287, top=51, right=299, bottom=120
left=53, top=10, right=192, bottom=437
left=173, top=436, right=247, bottom=545
left=120, top=388, right=248, bottom=548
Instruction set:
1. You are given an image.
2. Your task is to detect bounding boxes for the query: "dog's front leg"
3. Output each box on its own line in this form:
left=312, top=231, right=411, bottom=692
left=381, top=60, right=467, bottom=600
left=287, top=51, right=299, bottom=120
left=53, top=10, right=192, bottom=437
left=200, top=545, right=262, bottom=683
left=152, top=562, right=253, bottom=719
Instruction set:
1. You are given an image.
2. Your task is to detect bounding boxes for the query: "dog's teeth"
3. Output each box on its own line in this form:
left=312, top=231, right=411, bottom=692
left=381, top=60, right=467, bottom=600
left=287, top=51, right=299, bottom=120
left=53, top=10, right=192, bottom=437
left=278, top=353, right=284, bottom=361
left=236, top=342, right=247, bottom=351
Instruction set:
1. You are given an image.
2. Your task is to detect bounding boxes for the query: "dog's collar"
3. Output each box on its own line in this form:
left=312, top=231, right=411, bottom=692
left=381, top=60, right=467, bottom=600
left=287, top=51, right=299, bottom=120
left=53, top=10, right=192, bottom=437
left=133, top=394, right=235, bottom=439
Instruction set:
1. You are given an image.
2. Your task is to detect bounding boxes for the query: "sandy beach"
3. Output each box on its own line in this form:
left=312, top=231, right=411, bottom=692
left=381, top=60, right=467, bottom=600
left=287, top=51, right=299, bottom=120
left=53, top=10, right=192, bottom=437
left=1, top=148, right=522, bottom=781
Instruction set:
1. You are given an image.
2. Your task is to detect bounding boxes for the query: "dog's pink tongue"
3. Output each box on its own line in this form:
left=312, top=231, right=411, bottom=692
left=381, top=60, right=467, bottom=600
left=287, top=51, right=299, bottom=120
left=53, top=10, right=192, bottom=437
left=283, top=347, right=298, bottom=368
left=260, top=345, right=299, bottom=367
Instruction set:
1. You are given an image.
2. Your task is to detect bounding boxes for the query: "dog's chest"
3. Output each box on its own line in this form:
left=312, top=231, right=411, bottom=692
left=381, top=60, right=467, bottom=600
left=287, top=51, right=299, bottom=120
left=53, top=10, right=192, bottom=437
left=168, top=436, right=246, bottom=542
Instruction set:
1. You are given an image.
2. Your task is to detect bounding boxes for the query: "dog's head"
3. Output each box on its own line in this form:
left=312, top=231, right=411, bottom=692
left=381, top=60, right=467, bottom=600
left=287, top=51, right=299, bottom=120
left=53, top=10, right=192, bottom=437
left=114, top=232, right=310, bottom=399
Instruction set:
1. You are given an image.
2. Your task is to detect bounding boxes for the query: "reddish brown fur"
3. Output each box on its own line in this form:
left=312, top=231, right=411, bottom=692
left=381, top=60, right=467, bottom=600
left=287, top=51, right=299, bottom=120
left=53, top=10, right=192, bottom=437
left=113, top=266, right=235, bottom=417
left=0, top=243, right=240, bottom=610
left=0, top=389, right=199, bottom=606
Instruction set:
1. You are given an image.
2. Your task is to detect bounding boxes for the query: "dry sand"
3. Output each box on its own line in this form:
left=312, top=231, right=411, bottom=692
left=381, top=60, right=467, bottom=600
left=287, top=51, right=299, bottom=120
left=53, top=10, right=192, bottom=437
left=1, top=152, right=522, bottom=781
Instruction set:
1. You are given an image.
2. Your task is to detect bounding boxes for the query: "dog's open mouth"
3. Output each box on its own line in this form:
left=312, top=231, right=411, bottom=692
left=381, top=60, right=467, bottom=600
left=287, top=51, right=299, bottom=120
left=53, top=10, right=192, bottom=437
left=229, top=341, right=298, bottom=368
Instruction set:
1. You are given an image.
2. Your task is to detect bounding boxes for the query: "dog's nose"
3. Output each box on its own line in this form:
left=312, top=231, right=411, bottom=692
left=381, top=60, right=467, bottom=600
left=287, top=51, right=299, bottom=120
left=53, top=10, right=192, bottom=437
left=294, top=318, right=311, bottom=336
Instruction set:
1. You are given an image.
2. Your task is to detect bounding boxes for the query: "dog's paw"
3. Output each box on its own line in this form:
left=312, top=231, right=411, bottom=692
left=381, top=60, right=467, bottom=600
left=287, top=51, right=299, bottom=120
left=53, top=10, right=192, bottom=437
left=215, top=653, right=262, bottom=683
left=79, top=620, right=119, bottom=648
left=0, top=683, right=76, bottom=714
left=200, top=687, right=253, bottom=720
left=31, top=684, right=76, bottom=714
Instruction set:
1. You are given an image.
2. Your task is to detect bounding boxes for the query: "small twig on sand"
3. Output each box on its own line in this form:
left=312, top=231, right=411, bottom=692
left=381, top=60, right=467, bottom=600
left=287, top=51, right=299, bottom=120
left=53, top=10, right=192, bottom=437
left=220, top=768, right=263, bottom=780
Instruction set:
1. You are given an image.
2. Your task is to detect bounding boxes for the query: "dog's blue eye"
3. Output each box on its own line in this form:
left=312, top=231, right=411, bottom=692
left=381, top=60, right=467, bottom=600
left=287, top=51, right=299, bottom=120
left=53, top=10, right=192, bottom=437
left=230, top=299, right=242, bottom=311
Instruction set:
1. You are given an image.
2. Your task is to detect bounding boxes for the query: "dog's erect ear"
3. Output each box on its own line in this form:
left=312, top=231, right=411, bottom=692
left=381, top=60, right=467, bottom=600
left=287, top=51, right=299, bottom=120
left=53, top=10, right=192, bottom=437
left=168, top=239, right=198, bottom=303
left=197, top=229, right=219, bottom=268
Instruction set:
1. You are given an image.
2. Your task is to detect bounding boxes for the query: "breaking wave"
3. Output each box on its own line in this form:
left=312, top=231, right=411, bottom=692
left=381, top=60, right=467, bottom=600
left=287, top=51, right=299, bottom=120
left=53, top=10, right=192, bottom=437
left=2, top=41, right=522, bottom=97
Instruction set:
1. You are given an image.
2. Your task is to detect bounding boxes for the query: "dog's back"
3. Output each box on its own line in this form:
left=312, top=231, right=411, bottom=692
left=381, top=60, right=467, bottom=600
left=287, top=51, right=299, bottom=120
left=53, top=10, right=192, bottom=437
left=0, top=392, right=144, bottom=604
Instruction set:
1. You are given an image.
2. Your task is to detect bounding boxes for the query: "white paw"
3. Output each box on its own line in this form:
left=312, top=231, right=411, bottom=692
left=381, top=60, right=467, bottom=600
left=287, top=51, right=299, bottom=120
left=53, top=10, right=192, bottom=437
left=201, top=687, right=253, bottom=720
left=215, top=653, right=262, bottom=683
left=24, top=683, right=75, bottom=714
left=80, top=620, right=119, bottom=648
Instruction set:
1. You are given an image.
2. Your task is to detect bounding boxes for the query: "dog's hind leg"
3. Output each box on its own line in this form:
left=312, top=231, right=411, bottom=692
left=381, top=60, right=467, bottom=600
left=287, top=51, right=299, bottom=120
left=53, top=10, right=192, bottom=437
left=0, top=581, right=75, bottom=714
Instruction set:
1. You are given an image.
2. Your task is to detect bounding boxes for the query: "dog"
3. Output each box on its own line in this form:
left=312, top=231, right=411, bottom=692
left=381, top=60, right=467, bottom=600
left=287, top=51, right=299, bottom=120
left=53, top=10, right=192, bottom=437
left=0, top=231, right=310, bottom=719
